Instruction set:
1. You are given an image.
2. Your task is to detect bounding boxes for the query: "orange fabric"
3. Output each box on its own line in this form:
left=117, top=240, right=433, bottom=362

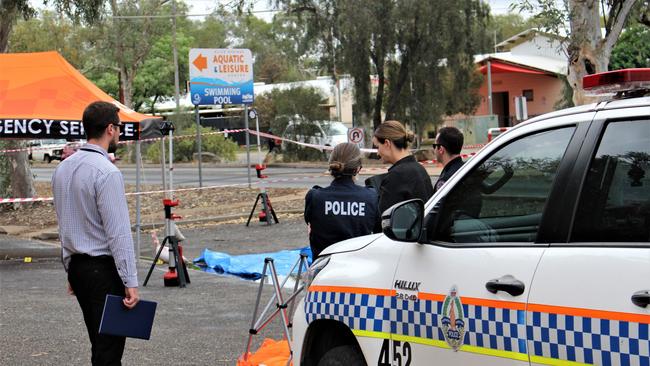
left=237, top=338, right=292, bottom=366
left=0, top=51, right=152, bottom=123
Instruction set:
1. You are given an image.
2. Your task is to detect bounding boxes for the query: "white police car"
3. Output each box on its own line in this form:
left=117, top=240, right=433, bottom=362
left=291, top=69, right=650, bottom=365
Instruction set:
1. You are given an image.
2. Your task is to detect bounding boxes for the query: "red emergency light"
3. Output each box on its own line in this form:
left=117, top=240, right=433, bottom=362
left=583, top=68, right=650, bottom=95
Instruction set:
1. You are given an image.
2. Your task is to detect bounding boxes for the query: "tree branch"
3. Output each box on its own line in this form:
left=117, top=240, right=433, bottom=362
left=603, top=0, right=635, bottom=53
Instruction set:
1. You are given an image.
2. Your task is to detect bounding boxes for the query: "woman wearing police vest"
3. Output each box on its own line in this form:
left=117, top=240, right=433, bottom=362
left=304, top=143, right=379, bottom=258
left=372, top=120, right=434, bottom=216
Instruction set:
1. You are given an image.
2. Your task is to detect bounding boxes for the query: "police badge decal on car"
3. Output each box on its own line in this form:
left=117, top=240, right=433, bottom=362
left=440, top=286, right=466, bottom=351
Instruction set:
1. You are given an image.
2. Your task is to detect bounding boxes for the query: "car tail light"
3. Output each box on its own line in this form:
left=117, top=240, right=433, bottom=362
left=583, top=68, right=650, bottom=95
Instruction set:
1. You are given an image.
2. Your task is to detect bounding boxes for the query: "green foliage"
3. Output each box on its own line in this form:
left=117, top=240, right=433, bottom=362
left=610, top=24, right=650, bottom=69
left=254, top=86, right=329, bottom=132
left=253, top=87, right=329, bottom=161
left=133, top=31, right=194, bottom=112
left=8, top=12, right=89, bottom=66
left=145, top=126, right=238, bottom=163
left=486, top=13, right=536, bottom=45
left=279, top=0, right=490, bottom=131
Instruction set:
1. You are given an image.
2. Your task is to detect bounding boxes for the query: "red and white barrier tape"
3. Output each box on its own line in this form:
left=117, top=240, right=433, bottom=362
left=0, top=173, right=326, bottom=204
left=462, top=143, right=485, bottom=149
left=0, top=129, right=248, bottom=154
left=1, top=128, right=485, bottom=156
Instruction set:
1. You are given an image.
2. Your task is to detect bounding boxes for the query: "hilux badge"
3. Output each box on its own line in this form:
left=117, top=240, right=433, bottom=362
left=440, top=285, right=466, bottom=351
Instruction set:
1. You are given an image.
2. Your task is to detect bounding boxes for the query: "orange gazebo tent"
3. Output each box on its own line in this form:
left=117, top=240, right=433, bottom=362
left=0, top=51, right=157, bottom=140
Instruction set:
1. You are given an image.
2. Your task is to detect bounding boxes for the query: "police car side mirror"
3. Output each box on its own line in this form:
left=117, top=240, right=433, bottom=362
left=381, top=199, right=424, bottom=242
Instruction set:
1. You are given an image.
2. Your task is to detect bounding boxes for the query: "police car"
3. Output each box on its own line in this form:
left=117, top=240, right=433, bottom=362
left=291, top=69, right=650, bottom=366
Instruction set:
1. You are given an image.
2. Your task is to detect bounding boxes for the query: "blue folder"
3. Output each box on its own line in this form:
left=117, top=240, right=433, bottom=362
left=99, top=295, right=157, bottom=340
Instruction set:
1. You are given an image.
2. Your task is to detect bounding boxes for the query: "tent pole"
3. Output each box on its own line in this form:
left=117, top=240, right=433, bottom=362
left=135, top=140, right=141, bottom=261
left=487, top=60, right=493, bottom=116
left=245, top=104, right=251, bottom=188
left=195, top=105, right=203, bottom=188
left=161, top=137, right=167, bottom=197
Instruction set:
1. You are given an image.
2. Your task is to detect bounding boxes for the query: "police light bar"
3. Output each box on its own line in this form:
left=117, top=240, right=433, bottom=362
left=583, top=68, right=650, bottom=95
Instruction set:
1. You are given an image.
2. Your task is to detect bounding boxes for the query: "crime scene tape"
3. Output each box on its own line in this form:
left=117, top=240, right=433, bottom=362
left=1, top=128, right=484, bottom=155
left=0, top=173, right=325, bottom=205
left=0, top=129, right=248, bottom=154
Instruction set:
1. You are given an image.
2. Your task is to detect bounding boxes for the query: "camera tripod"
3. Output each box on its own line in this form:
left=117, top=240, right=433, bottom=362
left=143, top=199, right=190, bottom=288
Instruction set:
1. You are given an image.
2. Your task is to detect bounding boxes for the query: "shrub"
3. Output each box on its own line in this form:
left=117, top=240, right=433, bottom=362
left=145, top=126, right=238, bottom=163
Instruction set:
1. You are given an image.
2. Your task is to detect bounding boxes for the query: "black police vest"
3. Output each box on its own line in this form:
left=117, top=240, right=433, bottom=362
left=305, top=177, right=379, bottom=258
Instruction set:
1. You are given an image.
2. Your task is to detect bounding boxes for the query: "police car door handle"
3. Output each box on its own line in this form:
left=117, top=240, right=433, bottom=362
left=485, top=275, right=525, bottom=296
left=631, top=290, right=650, bottom=308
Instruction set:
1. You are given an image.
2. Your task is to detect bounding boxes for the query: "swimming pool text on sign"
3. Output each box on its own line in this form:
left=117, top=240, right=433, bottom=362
left=189, top=48, right=254, bottom=106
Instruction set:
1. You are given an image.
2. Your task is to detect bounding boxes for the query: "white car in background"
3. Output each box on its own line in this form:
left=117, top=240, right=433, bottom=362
left=29, top=139, right=66, bottom=163
left=281, top=120, right=349, bottom=151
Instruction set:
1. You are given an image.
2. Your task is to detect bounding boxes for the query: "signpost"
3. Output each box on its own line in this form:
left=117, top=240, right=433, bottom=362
left=189, top=48, right=254, bottom=186
left=347, top=127, right=365, bottom=149
left=189, top=49, right=254, bottom=105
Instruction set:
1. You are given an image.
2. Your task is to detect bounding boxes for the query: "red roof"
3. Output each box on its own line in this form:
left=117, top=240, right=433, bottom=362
left=478, top=61, right=546, bottom=75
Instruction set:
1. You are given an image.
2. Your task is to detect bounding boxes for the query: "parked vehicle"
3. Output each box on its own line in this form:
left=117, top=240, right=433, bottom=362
left=62, top=140, right=118, bottom=163
left=292, top=68, right=650, bottom=365
left=280, top=118, right=349, bottom=151
left=29, top=139, right=66, bottom=163
left=61, top=140, right=84, bottom=160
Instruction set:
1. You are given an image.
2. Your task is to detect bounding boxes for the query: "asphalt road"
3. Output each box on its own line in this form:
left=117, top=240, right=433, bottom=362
left=32, top=165, right=349, bottom=189
left=0, top=218, right=309, bottom=365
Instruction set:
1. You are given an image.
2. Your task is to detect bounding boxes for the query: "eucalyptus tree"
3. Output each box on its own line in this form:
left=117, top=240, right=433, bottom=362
left=270, top=0, right=490, bottom=136
left=515, top=0, right=639, bottom=105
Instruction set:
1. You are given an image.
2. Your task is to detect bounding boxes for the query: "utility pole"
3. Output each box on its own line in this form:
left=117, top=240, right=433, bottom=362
left=171, top=0, right=180, bottom=110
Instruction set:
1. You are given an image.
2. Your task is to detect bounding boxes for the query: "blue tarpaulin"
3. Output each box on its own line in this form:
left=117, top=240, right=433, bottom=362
left=193, top=247, right=312, bottom=280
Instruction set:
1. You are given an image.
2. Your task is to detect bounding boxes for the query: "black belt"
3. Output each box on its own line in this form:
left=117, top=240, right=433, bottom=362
left=71, top=253, right=113, bottom=262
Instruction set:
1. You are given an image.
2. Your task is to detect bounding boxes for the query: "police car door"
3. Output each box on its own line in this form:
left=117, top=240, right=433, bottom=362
left=386, top=119, right=586, bottom=366
left=527, top=110, right=650, bottom=365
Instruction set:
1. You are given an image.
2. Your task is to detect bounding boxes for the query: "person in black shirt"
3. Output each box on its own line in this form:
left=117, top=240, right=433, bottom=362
left=305, top=143, right=379, bottom=258
left=372, top=120, right=434, bottom=215
left=433, top=126, right=465, bottom=193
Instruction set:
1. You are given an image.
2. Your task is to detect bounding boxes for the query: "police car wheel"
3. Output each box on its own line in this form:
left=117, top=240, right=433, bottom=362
left=317, top=345, right=366, bottom=366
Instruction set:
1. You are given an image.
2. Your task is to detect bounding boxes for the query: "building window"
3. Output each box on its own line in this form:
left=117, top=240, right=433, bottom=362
left=522, top=89, right=534, bottom=101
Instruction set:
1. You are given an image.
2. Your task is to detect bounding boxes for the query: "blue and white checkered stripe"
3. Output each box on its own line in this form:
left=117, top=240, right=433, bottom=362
left=305, top=291, right=393, bottom=333
left=305, top=291, right=650, bottom=364
left=527, top=311, right=650, bottom=365
left=464, top=304, right=528, bottom=354
left=305, top=291, right=528, bottom=353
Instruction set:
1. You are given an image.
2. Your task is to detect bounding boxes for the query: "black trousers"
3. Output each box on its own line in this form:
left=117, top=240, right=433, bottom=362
left=68, top=254, right=126, bottom=366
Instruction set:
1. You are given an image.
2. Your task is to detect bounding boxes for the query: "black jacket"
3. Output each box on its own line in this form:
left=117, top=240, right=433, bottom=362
left=434, top=156, right=464, bottom=193
left=378, top=155, right=434, bottom=215
left=304, top=177, right=379, bottom=258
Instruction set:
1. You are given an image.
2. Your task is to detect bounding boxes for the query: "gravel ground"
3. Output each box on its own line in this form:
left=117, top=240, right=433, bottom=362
left=0, top=217, right=308, bottom=365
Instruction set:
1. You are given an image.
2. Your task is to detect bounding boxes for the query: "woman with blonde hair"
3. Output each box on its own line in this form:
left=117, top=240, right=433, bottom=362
left=304, top=142, right=379, bottom=258
left=372, top=120, right=434, bottom=214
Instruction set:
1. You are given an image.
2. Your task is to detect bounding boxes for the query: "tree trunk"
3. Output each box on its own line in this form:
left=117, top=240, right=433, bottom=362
left=0, top=15, right=13, bottom=52
left=5, top=141, right=36, bottom=204
left=0, top=6, right=37, bottom=202
left=567, top=0, right=605, bottom=105
left=120, top=67, right=134, bottom=108
left=567, top=0, right=636, bottom=105
left=373, top=65, right=385, bottom=129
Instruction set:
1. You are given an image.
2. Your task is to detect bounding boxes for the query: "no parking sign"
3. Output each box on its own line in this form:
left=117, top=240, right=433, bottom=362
left=348, top=127, right=364, bottom=148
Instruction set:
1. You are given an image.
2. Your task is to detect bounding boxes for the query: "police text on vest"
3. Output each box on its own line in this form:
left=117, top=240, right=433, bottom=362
left=325, top=201, right=366, bottom=216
